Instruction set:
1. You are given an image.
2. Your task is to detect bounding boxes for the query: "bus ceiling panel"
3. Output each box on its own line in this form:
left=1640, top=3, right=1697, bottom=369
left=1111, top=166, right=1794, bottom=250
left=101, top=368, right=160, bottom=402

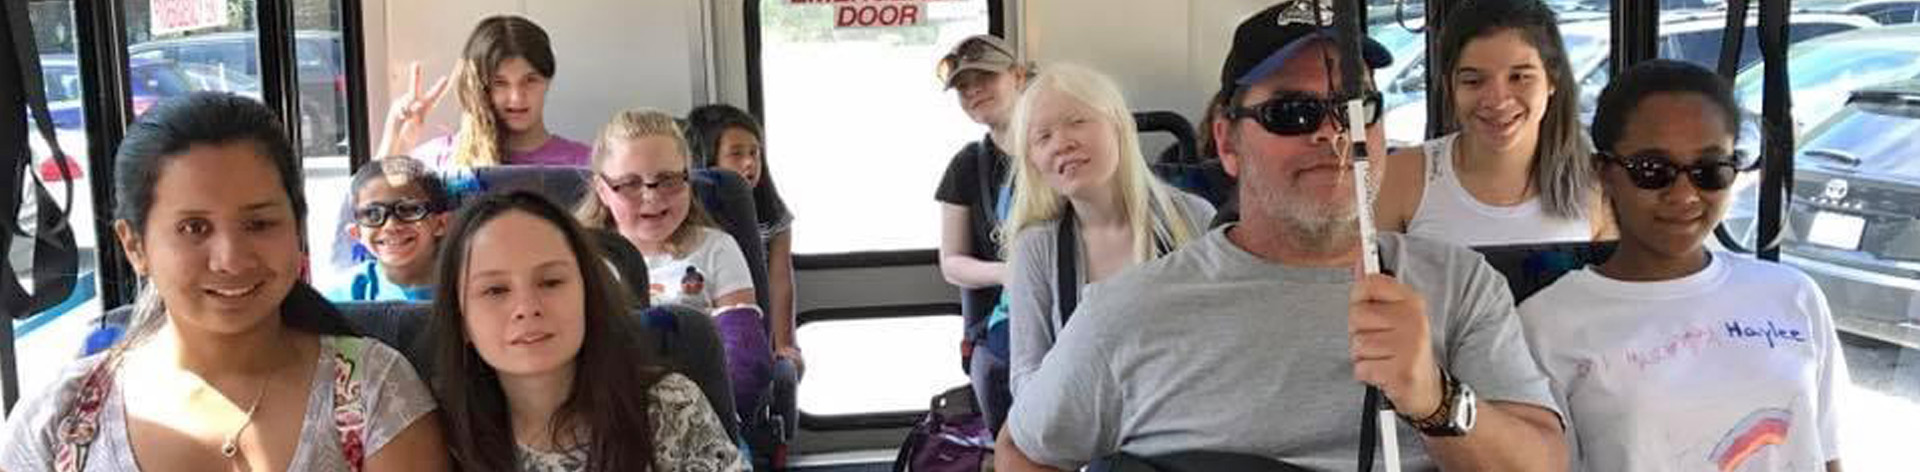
left=370, top=0, right=708, bottom=147
left=1022, top=0, right=1199, bottom=117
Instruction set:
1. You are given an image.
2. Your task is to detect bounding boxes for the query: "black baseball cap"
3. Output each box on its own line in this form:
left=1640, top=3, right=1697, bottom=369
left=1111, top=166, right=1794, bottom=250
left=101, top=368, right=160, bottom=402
left=1223, top=0, right=1393, bottom=89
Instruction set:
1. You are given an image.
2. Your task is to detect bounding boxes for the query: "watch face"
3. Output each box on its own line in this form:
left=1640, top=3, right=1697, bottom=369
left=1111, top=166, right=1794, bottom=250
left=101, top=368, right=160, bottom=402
left=1454, top=383, right=1478, bottom=432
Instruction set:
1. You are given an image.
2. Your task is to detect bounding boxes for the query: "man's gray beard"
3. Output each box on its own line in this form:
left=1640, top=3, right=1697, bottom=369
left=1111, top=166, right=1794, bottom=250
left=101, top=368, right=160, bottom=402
left=1272, top=196, right=1360, bottom=255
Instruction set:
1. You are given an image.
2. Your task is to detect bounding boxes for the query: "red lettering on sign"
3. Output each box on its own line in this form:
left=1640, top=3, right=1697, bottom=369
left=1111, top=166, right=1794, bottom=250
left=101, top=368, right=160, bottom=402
left=834, top=3, right=925, bottom=28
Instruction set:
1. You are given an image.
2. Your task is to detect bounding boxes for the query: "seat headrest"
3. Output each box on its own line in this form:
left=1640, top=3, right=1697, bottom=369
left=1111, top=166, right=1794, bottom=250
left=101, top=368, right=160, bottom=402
left=586, top=228, right=651, bottom=307
left=1473, top=241, right=1617, bottom=304
left=471, top=165, right=594, bottom=209
left=690, top=169, right=771, bottom=314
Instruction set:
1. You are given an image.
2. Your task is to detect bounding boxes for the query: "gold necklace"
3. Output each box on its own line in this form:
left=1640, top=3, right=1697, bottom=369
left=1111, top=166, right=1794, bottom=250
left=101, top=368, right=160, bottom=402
left=220, top=376, right=270, bottom=459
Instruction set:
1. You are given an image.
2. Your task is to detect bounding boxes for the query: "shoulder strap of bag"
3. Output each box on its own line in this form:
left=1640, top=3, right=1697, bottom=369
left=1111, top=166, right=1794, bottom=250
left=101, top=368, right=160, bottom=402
left=1056, top=205, right=1079, bottom=329
left=54, top=351, right=123, bottom=472
left=327, top=336, right=370, bottom=471
left=974, top=139, right=997, bottom=226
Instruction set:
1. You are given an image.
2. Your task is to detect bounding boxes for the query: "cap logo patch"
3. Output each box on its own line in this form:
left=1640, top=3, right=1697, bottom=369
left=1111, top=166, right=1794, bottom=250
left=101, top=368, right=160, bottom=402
left=1276, top=0, right=1336, bottom=27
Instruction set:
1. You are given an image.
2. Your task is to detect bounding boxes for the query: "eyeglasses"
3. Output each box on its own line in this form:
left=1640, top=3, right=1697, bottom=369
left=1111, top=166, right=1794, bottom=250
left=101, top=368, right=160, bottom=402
left=353, top=199, right=435, bottom=227
left=1224, top=91, right=1382, bottom=136
left=1598, top=152, right=1741, bottom=191
left=600, top=171, right=690, bottom=198
left=937, top=38, right=1013, bottom=83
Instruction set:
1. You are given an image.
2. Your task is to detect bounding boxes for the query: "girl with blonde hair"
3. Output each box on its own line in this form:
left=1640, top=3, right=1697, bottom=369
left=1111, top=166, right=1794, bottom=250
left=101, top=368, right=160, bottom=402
left=574, top=109, right=772, bottom=422
left=1000, top=64, right=1215, bottom=397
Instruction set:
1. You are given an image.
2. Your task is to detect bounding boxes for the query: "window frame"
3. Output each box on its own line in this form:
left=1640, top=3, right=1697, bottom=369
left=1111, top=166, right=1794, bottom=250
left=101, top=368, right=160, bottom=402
left=744, top=0, right=1004, bottom=270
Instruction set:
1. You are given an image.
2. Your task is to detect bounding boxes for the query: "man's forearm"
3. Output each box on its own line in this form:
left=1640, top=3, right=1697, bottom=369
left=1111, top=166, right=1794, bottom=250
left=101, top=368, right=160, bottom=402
left=1424, top=401, right=1568, bottom=472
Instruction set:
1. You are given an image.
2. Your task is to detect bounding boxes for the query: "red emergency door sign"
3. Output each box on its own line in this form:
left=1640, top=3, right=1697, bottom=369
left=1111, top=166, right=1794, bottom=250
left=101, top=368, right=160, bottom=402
left=837, top=2, right=923, bottom=27
left=789, top=0, right=935, bottom=28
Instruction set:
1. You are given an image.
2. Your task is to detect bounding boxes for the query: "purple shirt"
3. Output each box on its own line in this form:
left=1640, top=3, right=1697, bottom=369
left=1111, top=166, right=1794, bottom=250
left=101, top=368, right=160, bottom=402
left=411, top=134, right=592, bottom=168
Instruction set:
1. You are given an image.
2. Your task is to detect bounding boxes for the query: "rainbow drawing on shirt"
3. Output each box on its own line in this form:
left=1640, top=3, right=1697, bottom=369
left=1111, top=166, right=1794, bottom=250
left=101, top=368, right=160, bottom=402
left=1708, top=408, right=1792, bottom=472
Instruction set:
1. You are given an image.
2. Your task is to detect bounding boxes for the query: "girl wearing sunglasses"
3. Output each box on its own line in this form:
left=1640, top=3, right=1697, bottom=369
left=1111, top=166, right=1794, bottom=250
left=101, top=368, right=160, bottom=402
left=328, top=157, right=452, bottom=302
left=1000, top=65, right=1214, bottom=399
left=1518, top=60, right=1848, bottom=472
left=1374, top=0, right=1613, bottom=245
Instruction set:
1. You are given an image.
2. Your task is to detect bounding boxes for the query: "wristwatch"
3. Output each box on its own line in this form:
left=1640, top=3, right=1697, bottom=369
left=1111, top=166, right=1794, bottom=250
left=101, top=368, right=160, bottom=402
left=1401, top=368, right=1477, bottom=437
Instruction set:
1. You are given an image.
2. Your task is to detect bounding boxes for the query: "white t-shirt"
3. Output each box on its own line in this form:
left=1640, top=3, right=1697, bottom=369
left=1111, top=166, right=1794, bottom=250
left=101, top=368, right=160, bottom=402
left=647, top=227, right=755, bottom=312
left=1519, top=252, right=1848, bottom=472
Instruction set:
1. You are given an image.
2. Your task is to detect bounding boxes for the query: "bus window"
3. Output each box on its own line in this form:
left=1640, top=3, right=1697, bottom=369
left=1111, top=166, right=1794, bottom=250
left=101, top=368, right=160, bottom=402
left=289, top=0, right=354, bottom=283
left=754, top=0, right=989, bottom=423
left=11, top=0, right=100, bottom=413
left=755, top=0, right=991, bottom=256
left=796, top=316, right=965, bottom=416
left=1671, top=9, right=1920, bottom=470
left=1379, top=1, right=1611, bottom=146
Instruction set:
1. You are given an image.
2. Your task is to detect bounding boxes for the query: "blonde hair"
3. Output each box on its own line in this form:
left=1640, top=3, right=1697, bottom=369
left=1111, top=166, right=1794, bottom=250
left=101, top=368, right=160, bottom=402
left=999, top=64, right=1202, bottom=261
left=574, top=108, right=717, bottom=257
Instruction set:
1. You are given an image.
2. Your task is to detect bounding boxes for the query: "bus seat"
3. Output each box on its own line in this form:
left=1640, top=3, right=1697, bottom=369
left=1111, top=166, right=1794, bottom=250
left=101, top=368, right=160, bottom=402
left=689, top=168, right=797, bottom=463
left=470, top=165, right=593, bottom=209
left=1088, top=451, right=1314, bottom=472
left=634, top=304, right=744, bottom=444
left=1136, top=110, right=1235, bottom=208
left=1472, top=241, right=1618, bottom=304
left=1135, top=111, right=1198, bottom=164
left=1156, top=159, right=1236, bottom=210
left=586, top=227, right=651, bottom=308
left=690, top=168, right=771, bottom=314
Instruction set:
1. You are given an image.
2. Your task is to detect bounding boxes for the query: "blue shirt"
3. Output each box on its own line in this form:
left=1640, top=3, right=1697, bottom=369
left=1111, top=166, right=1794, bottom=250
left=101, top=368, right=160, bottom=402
left=325, top=260, right=434, bottom=302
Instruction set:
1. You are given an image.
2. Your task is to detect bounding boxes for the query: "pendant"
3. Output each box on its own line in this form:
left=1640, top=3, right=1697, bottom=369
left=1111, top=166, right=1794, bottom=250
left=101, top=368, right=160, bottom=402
left=221, top=441, right=237, bottom=458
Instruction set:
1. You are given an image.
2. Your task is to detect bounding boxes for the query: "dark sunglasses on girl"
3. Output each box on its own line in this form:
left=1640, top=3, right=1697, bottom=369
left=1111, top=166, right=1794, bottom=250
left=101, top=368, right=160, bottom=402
left=1598, top=151, right=1741, bottom=191
left=1224, top=91, right=1383, bottom=136
left=353, top=199, right=436, bottom=227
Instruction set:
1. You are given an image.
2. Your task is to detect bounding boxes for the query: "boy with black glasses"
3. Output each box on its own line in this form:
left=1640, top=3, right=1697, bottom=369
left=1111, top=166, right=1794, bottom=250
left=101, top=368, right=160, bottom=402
left=328, top=156, right=451, bottom=301
left=1519, top=59, right=1849, bottom=472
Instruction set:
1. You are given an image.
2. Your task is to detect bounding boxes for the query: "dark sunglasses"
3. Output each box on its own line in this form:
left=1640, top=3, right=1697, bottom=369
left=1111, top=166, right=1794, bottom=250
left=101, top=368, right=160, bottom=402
left=1598, top=152, right=1742, bottom=191
left=601, top=171, right=690, bottom=197
left=937, top=39, right=1013, bottom=83
left=1224, top=91, right=1383, bottom=136
left=353, top=199, right=435, bottom=227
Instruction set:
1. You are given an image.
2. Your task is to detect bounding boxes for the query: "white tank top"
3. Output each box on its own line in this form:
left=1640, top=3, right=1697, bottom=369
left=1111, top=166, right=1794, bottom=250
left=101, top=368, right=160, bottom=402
left=1405, top=133, right=1591, bottom=246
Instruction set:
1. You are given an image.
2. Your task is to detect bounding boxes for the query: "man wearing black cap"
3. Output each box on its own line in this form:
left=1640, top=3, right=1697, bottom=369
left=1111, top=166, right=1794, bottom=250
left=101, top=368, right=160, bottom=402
left=995, top=1, right=1566, bottom=470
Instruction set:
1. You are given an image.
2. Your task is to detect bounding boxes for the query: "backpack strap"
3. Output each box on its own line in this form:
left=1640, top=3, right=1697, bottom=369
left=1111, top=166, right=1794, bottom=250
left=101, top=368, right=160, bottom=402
left=1056, top=205, right=1079, bottom=330
left=3, top=0, right=80, bottom=321
left=973, top=140, right=997, bottom=227
left=326, top=336, right=370, bottom=472
left=54, top=351, right=123, bottom=472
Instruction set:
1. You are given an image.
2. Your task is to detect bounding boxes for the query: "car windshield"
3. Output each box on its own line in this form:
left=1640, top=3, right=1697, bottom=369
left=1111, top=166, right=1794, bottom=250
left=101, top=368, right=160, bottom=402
left=1563, top=30, right=1606, bottom=69
left=1734, top=43, right=1920, bottom=120
left=40, top=66, right=81, bottom=102
left=131, top=63, right=196, bottom=97
left=1373, top=25, right=1422, bottom=55
left=1800, top=97, right=1920, bottom=181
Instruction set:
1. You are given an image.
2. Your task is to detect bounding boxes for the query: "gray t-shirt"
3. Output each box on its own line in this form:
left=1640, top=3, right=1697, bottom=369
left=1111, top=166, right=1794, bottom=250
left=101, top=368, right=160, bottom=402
left=1007, top=191, right=1216, bottom=395
left=1006, top=226, right=1558, bottom=471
